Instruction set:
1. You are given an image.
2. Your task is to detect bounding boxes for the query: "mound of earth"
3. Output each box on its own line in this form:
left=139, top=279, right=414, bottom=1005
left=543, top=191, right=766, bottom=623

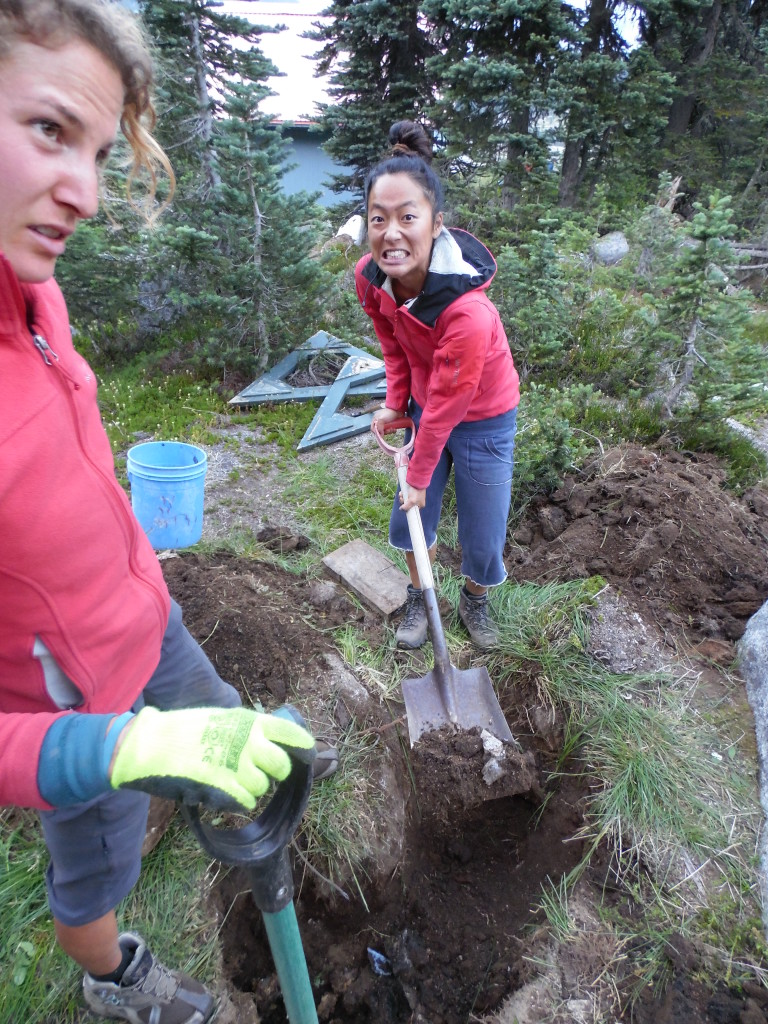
left=155, top=439, right=768, bottom=1024
left=507, top=444, right=767, bottom=645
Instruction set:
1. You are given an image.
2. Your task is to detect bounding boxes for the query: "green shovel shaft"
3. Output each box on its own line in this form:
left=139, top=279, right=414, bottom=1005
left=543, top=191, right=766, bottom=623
left=263, top=905, right=318, bottom=1024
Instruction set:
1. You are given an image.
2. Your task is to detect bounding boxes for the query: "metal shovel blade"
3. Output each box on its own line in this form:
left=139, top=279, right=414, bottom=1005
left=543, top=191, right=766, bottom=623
left=402, top=663, right=514, bottom=746
left=371, top=420, right=512, bottom=749
left=402, top=590, right=513, bottom=747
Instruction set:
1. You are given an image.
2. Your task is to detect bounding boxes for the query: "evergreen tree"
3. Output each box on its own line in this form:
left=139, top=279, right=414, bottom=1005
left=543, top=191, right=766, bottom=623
left=626, top=184, right=756, bottom=424
left=550, top=0, right=674, bottom=209
left=308, top=0, right=435, bottom=197
left=637, top=0, right=768, bottom=211
left=56, top=213, right=144, bottom=363
left=137, top=0, right=327, bottom=373
left=421, top=0, right=577, bottom=217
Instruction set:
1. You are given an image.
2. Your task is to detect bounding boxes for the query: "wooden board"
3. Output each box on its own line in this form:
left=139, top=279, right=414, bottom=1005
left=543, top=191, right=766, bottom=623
left=322, top=538, right=408, bottom=619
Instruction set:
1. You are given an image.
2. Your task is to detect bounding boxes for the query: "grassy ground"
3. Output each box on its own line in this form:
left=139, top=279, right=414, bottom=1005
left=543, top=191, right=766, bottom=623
left=1, top=380, right=765, bottom=1023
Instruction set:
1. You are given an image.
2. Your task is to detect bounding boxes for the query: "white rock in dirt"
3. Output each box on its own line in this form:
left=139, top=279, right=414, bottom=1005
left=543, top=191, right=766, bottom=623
left=372, top=759, right=408, bottom=876
left=481, top=729, right=507, bottom=759
left=481, top=729, right=508, bottom=785
left=566, top=996, right=596, bottom=1022
left=319, top=650, right=375, bottom=720
left=588, top=586, right=676, bottom=674
left=483, top=956, right=560, bottom=1023
left=482, top=759, right=507, bottom=785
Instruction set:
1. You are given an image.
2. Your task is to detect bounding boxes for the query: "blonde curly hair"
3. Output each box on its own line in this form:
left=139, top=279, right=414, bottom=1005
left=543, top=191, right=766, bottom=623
left=0, top=0, right=174, bottom=217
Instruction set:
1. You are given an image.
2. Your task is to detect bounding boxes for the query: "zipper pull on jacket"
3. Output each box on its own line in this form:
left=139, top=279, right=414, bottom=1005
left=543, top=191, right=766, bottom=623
left=32, top=333, right=59, bottom=365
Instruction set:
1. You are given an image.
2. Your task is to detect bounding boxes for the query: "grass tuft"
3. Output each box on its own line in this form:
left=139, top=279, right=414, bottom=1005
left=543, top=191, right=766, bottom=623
left=297, top=724, right=382, bottom=908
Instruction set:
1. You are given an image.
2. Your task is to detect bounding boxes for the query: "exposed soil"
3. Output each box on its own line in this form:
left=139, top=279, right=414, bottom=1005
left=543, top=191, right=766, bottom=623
left=157, top=435, right=768, bottom=1024
left=507, top=444, right=767, bottom=646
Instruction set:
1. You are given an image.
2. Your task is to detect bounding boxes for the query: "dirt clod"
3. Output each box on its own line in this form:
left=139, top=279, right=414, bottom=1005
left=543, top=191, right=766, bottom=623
left=409, top=726, right=541, bottom=817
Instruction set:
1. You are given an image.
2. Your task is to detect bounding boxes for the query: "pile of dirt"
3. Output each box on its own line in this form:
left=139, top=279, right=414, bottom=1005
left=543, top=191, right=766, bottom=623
left=162, top=552, right=569, bottom=1024
left=507, top=445, right=767, bottom=644
left=157, top=438, right=768, bottom=1024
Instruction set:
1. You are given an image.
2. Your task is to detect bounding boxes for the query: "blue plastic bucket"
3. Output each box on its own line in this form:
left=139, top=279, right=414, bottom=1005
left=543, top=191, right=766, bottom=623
left=127, top=441, right=207, bottom=549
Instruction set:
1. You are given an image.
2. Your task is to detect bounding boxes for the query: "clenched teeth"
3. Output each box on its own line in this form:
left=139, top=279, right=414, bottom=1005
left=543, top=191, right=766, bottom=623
left=385, top=249, right=407, bottom=259
left=36, top=226, right=64, bottom=239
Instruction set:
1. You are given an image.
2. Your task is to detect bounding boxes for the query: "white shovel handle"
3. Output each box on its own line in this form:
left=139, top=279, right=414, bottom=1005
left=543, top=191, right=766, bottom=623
left=397, top=465, right=434, bottom=593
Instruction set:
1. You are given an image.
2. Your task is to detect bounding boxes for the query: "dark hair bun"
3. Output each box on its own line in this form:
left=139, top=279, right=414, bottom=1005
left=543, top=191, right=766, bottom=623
left=388, top=120, right=433, bottom=164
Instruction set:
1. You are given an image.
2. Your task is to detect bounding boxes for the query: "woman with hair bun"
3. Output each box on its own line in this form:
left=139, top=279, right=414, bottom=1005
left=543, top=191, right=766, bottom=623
left=359, top=120, right=520, bottom=650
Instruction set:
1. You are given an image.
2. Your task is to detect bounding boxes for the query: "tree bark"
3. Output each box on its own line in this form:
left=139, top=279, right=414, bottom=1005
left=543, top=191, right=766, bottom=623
left=185, top=12, right=222, bottom=192
left=662, top=318, right=708, bottom=417
left=557, top=0, right=617, bottom=207
left=665, top=0, right=722, bottom=137
left=501, top=109, right=532, bottom=210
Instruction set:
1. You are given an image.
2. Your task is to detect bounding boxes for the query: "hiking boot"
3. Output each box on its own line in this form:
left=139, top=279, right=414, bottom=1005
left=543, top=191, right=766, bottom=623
left=396, top=585, right=428, bottom=649
left=458, top=588, right=499, bottom=650
left=313, top=738, right=339, bottom=781
left=83, top=932, right=215, bottom=1024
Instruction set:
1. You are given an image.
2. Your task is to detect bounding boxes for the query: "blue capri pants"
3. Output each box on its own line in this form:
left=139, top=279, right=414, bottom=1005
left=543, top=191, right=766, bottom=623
left=39, top=599, right=240, bottom=927
left=389, top=403, right=517, bottom=588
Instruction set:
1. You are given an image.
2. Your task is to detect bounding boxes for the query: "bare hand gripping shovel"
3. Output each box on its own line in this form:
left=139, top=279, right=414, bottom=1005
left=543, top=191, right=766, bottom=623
left=372, top=418, right=513, bottom=747
left=182, top=707, right=318, bottom=1024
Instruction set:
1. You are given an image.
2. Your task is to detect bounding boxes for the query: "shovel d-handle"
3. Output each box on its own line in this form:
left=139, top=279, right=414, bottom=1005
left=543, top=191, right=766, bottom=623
left=371, top=416, right=415, bottom=459
left=183, top=709, right=319, bottom=1024
left=372, top=415, right=415, bottom=444
left=181, top=706, right=313, bottom=915
left=182, top=769, right=319, bottom=1024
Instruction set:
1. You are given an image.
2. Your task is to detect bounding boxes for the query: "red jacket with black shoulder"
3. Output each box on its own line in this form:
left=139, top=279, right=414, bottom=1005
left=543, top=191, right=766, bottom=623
left=356, top=228, right=519, bottom=489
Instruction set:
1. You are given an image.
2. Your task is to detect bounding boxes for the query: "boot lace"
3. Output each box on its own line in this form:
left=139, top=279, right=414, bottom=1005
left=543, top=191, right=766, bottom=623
left=462, top=595, right=490, bottom=630
left=130, top=956, right=179, bottom=1001
left=401, top=588, right=424, bottom=628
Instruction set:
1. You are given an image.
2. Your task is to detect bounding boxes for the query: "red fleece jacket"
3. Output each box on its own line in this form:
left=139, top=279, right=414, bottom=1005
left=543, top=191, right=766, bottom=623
left=356, top=228, right=519, bottom=489
left=0, top=254, right=170, bottom=809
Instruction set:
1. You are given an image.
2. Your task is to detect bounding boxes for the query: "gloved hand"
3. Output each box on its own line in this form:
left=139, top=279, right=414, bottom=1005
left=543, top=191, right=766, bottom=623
left=110, top=706, right=316, bottom=811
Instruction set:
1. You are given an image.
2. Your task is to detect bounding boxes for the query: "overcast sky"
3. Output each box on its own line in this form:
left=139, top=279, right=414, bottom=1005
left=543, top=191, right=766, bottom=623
left=222, top=0, right=331, bottom=120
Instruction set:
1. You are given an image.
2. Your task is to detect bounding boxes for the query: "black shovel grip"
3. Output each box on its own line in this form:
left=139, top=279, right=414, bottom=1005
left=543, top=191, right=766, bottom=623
left=181, top=706, right=314, bottom=913
left=180, top=705, right=313, bottom=871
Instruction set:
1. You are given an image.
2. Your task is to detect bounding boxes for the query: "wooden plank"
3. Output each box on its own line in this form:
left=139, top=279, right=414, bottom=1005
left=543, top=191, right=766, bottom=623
left=322, top=539, right=408, bottom=619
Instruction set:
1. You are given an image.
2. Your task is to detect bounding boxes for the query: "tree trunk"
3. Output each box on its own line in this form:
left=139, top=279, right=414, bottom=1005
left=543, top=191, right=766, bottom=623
left=665, top=0, right=722, bottom=137
left=557, top=0, right=617, bottom=207
left=558, top=138, right=587, bottom=207
left=662, top=317, right=708, bottom=417
left=500, top=109, right=532, bottom=210
left=185, top=12, right=222, bottom=192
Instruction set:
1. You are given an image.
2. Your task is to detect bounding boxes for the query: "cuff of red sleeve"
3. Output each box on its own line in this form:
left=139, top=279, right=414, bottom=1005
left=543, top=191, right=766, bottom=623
left=37, top=711, right=135, bottom=807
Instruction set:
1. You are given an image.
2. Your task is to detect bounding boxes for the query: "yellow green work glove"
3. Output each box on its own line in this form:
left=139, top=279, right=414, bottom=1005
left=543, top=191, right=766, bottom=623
left=110, top=706, right=316, bottom=811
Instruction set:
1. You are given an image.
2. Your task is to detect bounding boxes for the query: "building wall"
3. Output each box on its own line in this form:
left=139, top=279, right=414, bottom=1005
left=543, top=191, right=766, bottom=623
left=280, top=128, right=356, bottom=207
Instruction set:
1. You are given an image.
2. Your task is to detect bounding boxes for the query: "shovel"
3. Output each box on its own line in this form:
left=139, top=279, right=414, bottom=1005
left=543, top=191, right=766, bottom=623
left=372, top=418, right=513, bottom=747
left=182, top=706, right=318, bottom=1024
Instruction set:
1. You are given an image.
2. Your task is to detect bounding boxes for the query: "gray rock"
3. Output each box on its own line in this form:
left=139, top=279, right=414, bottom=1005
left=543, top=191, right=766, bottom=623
left=592, top=231, right=629, bottom=265
left=737, top=599, right=768, bottom=940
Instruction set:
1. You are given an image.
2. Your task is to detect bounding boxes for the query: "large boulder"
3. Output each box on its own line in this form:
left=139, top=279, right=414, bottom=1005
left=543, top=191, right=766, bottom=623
left=592, top=231, right=629, bottom=266
left=737, top=599, right=768, bottom=940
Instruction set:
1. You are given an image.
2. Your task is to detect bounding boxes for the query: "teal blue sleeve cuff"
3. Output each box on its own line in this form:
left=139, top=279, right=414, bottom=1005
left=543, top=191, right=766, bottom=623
left=38, top=712, right=135, bottom=806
